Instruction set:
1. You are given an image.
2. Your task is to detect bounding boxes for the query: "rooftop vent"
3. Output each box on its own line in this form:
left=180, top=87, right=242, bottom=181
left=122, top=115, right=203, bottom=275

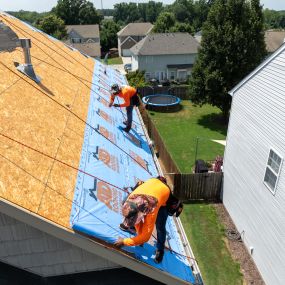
left=16, top=38, right=41, bottom=83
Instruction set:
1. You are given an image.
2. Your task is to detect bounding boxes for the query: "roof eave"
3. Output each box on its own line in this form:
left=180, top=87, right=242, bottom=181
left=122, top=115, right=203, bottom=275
left=229, top=42, right=285, bottom=96
left=0, top=198, right=192, bottom=285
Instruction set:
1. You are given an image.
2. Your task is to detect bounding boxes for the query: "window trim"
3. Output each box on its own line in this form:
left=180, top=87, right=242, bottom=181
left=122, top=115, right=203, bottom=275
left=263, top=148, right=283, bottom=195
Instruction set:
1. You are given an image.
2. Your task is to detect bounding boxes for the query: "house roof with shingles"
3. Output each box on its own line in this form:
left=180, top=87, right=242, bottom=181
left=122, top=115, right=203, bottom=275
left=265, top=30, right=285, bottom=53
left=130, top=33, right=200, bottom=56
left=66, top=42, right=101, bottom=57
left=117, top=22, right=153, bottom=37
left=66, top=24, right=100, bottom=39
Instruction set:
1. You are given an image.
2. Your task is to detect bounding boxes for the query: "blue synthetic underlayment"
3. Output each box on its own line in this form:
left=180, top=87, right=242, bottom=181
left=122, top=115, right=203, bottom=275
left=70, top=60, right=195, bottom=284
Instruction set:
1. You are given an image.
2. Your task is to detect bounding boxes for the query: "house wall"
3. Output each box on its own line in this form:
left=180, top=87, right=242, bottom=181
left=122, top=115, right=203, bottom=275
left=223, top=49, right=285, bottom=285
left=119, top=36, right=146, bottom=57
left=136, top=54, right=197, bottom=80
left=132, top=55, right=139, bottom=71
left=0, top=212, right=119, bottom=277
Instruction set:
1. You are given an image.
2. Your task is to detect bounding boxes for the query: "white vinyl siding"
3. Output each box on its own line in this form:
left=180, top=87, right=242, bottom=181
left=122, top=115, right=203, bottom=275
left=223, top=47, right=285, bottom=285
left=264, top=149, right=282, bottom=194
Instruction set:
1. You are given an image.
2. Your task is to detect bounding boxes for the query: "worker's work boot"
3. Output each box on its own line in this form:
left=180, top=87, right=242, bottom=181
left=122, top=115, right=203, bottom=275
left=122, top=126, right=131, bottom=133
left=154, top=249, right=164, bottom=263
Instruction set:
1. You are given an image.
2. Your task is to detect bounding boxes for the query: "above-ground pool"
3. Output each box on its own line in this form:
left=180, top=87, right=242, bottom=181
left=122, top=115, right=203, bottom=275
left=142, top=94, right=181, bottom=111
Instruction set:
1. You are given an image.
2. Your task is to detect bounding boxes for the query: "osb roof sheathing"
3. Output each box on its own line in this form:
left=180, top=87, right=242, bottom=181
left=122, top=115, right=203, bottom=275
left=0, top=13, right=95, bottom=229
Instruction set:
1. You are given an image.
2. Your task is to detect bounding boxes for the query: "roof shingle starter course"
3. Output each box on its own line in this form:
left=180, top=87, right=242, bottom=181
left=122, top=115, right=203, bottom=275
left=130, top=33, right=200, bottom=56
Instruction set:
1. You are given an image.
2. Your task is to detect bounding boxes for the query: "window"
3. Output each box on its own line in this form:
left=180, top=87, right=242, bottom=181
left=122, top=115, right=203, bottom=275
left=264, top=149, right=282, bottom=194
left=71, top=38, right=82, bottom=43
left=177, top=69, right=187, bottom=82
left=145, top=72, right=151, bottom=81
left=170, top=71, right=176, bottom=80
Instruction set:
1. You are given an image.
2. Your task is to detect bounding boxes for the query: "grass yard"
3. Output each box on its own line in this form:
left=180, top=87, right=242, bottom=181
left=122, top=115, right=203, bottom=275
left=107, top=57, right=123, bottom=65
left=180, top=204, right=243, bottom=285
left=150, top=101, right=243, bottom=285
left=149, top=100, right=227, bottom=172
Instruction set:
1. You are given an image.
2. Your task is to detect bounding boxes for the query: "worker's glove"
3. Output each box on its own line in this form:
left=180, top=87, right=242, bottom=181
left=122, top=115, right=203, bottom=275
left=113, top=104, right=120, bottom=107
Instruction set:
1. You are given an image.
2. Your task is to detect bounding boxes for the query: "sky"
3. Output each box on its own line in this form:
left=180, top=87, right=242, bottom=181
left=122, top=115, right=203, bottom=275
left=1, top=0, right=285, bottom=12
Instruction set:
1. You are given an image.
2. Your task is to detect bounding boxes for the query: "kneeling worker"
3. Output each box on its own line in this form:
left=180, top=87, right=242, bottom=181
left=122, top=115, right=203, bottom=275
left=109, top=84, right=140, bottom=133
left=114, top=176, right=177, bottom=263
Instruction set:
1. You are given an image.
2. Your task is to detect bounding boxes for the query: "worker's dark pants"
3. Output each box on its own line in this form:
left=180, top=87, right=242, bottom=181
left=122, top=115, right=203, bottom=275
left=156, top=206, right=168, bottom=251
left=126, top=105, right=133, bottom=128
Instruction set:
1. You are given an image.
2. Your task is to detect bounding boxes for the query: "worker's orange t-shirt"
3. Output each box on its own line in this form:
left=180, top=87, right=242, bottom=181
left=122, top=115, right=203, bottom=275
left=110, top=85, right=137, bottom=107
left=123, top=178, right=170, bottom=247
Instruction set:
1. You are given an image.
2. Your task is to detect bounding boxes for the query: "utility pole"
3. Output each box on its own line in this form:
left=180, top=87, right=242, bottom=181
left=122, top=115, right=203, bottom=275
left=101, top=0, right=103, bottom=10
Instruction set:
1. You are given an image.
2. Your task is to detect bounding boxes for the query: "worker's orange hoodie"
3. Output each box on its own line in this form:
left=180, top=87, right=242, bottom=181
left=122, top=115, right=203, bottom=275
left=110, top=85, right=137, bottom=107
left=123, top=178, right=170, bottom=247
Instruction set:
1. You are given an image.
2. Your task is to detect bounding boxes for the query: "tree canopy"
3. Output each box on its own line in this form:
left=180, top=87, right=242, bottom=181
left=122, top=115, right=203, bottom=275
left=189, top=0, right=267, bottom=118
left=7, top=10, right=49, bottom=25
left=53, top=0, right=103, bottom=25
left=113, top=1, right=163, bottom=24
left=153, top=12, right=176, bottom=33
left=100, top=19, right=120, bottom=52
left=263, top=9, right=285, bottom=29
left=36, top=14, right=67, bottom=39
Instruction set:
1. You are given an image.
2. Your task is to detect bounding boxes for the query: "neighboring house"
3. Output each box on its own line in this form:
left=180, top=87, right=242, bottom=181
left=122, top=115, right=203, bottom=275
left=223, top=43, right=285, bottom=285
left=130, top=33, right=200, bottom=82
left=65, top=24, right=101, bottom=58
left=265, top=30, right=285, bottom=54
left=117, top=22, right=153, bottom=57
left=0, top=13, right=201, bottom=285
left=194, top=30, right=202, bottom=44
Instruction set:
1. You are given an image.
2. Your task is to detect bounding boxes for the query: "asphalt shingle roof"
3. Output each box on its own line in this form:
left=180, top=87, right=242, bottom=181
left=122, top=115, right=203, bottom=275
left=117, top=22, right=153, bottom=37
left=265, top=30, right=285, bottom=53
left=66, top=25, right=100, bottom=39
left=130, top=33, right=200, bottom=55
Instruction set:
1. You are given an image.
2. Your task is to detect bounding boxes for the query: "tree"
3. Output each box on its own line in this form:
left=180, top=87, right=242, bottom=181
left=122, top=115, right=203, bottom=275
left=126, top=70, right=147, bottom=87
left=263, top=9, right=285, bottom=29
left=189, top=0, right=267, bottom=118
left=145, top=1, right=164, bottom=23
left=170, top=22, right=194, bottom=34
left=114, top=1, right=163, bottom=24
left=100, top=20, right=120, bottom=52
left=8, top=10, right=49, bottom=25
left=36, top=14, right=67, bottom=39
left=53, top=0, right=102, bottom=25
left=153, top=12, right=176, bottom=33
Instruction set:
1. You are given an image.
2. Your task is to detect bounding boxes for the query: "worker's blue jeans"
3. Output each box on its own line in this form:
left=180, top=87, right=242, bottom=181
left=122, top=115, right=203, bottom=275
left=156, top=206, right=168, bottom=251
left=126, top=105, right=133, bottom=128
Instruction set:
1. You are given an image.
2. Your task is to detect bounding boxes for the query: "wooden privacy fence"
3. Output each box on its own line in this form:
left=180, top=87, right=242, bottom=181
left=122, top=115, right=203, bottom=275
left=173, top=172, right=223, bottom=200
left=139, top=103, right=223, bottom=201
left=137, top=86, right=190, bottom=100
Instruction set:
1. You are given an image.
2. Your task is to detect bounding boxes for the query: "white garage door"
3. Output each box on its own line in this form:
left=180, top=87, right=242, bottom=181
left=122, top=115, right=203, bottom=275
left=122, top=49, right=132, bottom=57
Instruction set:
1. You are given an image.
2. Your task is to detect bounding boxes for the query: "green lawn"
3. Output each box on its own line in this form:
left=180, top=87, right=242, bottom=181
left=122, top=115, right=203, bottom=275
left=150, top=101, right=243, bottom=285
left=149, top=100, right=227, bottom=172
left=180, top=204, right=243, bottom=285
left=107, top=57, right=123, bottom=65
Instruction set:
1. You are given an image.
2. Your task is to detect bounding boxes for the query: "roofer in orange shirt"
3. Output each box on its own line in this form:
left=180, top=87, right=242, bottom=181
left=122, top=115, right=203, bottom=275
left=109, top=84, right=140, bottom=133
left=114, top=176, right=183, bottom=263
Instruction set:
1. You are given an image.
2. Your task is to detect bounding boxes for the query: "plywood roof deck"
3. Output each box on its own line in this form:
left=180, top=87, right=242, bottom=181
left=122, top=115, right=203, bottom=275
left=0, top=13, right=95, bottom=228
